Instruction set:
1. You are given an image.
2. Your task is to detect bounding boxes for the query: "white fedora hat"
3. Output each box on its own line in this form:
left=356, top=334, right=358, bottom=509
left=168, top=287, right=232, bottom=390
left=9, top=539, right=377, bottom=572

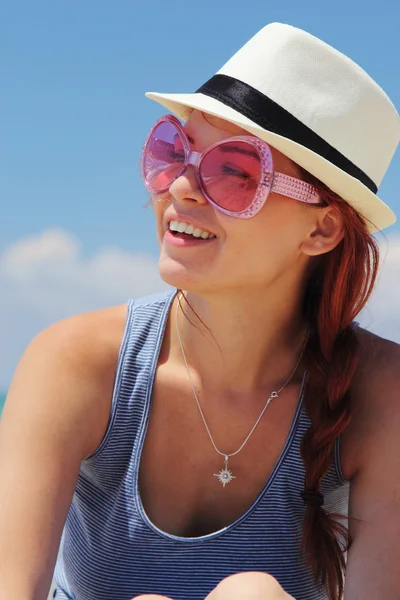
left=146, top=23, right=400, bottom=233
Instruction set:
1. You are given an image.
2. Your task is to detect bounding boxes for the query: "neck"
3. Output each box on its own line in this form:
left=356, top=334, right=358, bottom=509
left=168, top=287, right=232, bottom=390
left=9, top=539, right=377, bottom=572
left=170, top=281, right=310, bottom=396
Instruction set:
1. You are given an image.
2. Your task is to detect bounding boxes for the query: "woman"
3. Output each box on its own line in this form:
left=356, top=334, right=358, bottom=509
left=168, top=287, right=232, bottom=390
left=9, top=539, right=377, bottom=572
left=0, top=22, right=399, bottom=600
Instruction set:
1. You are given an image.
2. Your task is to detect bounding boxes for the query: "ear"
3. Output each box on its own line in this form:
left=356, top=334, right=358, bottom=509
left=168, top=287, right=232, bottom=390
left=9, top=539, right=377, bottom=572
left=300, top=206, right=345, bottom=257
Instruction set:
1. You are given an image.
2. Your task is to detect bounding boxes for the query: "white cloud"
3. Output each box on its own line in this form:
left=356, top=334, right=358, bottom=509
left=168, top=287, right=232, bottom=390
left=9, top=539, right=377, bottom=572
left=357, top=232, right=400, bottom=340
left=0, top=229, right=169, bottom=388
left=0, top=229, right=399, bottom=389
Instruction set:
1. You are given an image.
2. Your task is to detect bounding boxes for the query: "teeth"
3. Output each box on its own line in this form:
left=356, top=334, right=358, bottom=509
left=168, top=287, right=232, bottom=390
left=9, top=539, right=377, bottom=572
left=177, top=221, right=187, bottom=233
left=169, top=220, right=216, bottom=239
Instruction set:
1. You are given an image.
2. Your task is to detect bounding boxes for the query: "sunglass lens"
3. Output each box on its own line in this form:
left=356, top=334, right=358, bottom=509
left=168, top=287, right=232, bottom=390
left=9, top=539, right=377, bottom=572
left=142, top=121, right=185, bottom=192
left=200, top=141, right=261, bottom=213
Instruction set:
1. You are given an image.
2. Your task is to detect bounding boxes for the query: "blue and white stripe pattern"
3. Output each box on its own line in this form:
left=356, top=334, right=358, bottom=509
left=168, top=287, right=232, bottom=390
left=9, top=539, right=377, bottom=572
left=53, top=289, right=351, bottom=600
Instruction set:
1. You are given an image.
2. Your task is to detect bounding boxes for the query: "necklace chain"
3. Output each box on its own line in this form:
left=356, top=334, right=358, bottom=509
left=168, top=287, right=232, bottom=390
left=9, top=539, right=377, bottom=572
left=175, top=292, right=309, bottom=485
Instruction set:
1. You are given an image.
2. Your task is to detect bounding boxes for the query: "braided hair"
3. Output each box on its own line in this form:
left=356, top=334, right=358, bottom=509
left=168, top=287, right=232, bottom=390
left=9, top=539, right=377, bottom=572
left=174, top=165, right=382, bottom=600
left=298, top=167, right=381, bottom=599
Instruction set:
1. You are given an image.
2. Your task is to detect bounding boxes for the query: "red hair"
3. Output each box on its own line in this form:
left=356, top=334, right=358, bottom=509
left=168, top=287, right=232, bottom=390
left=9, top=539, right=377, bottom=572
left=298, top=167, right=381, bottom=599
left=171, top=160, right=382, bottom=599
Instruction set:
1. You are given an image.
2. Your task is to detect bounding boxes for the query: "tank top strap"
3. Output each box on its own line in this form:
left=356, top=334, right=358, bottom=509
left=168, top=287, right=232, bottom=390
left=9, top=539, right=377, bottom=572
left=81, top=288, right=177, bottom=468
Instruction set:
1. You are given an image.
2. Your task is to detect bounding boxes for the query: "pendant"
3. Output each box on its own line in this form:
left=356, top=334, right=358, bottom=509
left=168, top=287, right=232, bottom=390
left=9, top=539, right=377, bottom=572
left=213, top=455, right=236, bottom=487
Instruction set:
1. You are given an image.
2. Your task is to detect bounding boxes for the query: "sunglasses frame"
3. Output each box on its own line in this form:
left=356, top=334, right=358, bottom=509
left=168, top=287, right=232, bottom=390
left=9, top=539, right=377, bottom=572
left=141, top=114, right=321, bottom=219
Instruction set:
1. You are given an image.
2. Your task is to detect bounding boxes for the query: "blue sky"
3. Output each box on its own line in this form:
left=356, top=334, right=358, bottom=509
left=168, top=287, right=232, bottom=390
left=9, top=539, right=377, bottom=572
left=1, top=0, right=400, bottom=388
left=3, top=0, right=400, bottom=256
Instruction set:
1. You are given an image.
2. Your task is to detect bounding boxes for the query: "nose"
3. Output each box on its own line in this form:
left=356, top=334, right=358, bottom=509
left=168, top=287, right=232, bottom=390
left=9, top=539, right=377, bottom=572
left=168, top=163, right=208, bottom=207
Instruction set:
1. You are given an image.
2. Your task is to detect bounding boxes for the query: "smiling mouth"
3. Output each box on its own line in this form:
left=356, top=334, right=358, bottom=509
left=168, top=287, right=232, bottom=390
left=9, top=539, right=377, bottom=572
left=167, top=230, right=217, bottom=242
left=167, top=220, right=217, bottom=240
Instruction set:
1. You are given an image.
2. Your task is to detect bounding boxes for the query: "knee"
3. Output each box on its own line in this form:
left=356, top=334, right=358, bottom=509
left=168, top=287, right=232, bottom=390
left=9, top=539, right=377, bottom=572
left=131, top=596, right=172, bottom=600
left=205, top=571, right=292, bottom=599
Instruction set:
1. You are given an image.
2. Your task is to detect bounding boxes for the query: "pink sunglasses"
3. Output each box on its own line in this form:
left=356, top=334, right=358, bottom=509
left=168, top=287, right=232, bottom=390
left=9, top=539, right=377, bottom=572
left=141, top=114, right=321, bottom=219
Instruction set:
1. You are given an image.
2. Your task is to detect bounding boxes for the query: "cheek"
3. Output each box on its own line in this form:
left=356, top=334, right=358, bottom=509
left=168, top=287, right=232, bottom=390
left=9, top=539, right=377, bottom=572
left=222, top=205, right=303, bottom=270
left=151, top=195, right=169, bottom=239
left=259, top=197, right=308, bottom=243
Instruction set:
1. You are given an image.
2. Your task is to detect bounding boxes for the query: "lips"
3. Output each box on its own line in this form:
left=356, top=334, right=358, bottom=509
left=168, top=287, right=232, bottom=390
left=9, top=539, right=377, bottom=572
left=164, top=228, right=216, bottom=247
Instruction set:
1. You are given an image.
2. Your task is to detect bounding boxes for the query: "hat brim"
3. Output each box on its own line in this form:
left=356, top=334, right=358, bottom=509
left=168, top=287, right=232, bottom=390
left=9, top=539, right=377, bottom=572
left=146, top=91, right=396, bottom=233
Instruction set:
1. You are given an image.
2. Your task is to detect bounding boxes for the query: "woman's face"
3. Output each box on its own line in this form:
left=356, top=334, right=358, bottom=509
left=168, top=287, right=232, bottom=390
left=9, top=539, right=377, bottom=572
left=151, top=110, right=327, bottom=295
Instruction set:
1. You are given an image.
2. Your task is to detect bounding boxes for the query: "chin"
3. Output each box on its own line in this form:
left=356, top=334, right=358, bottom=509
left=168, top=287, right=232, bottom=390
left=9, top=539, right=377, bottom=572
left=158, top=255, right=215, bottom=295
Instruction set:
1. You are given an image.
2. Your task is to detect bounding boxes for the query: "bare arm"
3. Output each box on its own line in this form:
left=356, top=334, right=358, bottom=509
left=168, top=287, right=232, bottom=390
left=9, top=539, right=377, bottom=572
left=344, top=337, right=400, bottom=598
left=0, top=306, right=126, bottom=600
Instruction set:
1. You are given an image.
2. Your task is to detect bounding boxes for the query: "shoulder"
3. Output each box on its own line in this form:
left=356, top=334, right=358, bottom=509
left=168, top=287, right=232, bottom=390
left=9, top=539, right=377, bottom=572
left=33, top=287, right=175, bottom=393
left=352, top=324, right=399, bottom=409
left=343, top=327, right=400, bottom=592
left=341, top=325, right=400, bottom=480
left=32, top=303, right=130, bottom=384
left=45, top=304, right=128, bottom=368
left=3, top=304, right=129, bottom=460
left=41, top=287, right=175, bottom=353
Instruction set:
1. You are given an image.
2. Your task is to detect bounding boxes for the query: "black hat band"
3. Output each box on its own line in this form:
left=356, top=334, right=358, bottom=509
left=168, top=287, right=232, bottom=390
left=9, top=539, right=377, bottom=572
left=196, top=74, right=378, bottom=194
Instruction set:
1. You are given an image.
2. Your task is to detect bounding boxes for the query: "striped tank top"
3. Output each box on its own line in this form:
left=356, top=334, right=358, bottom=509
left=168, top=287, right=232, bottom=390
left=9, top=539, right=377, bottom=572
left=53, top=289, right=351, bottom=600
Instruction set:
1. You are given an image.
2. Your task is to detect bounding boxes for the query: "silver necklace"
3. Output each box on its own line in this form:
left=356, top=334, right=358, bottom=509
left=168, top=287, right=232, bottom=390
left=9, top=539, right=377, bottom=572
left=175, top=292, right=310, bottom=487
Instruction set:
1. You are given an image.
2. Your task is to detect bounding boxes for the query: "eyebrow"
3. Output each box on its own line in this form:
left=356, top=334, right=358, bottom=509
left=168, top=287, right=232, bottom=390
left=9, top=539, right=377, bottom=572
left=219, top=144, right=260, bottom=161
left=176, top=132, right=195, bottom=145
left=183, top=132, right=259, bottom=161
